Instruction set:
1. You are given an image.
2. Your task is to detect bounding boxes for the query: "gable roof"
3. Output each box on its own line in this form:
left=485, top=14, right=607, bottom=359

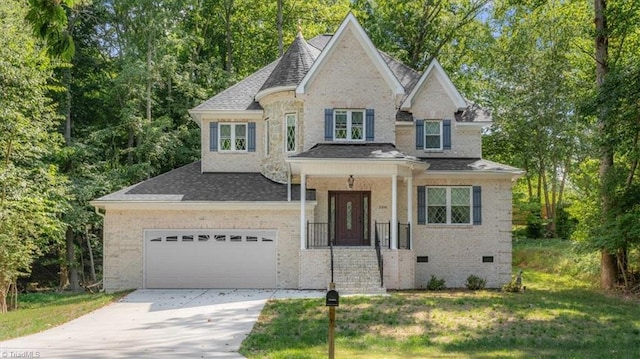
left=401, top=58, right=467, bottom=111
left=295, top=13, right=404, bottom=96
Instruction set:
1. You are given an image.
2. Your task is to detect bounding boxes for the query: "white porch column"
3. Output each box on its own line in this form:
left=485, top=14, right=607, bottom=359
left=407, top=176, right=413, bottom=249
left=300, top=173, right=306, bottom=250
left=391, top=174, right=398, bottom=250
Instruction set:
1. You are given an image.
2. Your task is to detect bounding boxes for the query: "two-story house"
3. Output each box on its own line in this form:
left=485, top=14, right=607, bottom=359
left=92, top=14, right=522, bottom=293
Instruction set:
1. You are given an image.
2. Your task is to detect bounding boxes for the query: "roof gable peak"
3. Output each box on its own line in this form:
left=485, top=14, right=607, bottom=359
left=295, top=13, right=404, bottom=96
left=401, top=58, right=467, bottom=111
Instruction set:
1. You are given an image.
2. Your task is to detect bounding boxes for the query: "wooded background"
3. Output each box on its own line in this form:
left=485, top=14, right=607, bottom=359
left=1, top=0, right=639, bottom=311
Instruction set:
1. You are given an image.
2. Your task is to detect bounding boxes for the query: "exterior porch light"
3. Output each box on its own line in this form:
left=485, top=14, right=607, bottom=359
left=348, top=175, right=354, bottom=189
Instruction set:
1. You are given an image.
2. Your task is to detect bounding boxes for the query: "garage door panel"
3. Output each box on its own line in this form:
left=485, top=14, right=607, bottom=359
left=144, top=229, right=277, bottom=289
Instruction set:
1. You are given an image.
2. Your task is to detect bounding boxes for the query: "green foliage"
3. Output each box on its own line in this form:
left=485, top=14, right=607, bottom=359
left=426, top=275, right=446, bottom=291
left=0, top=0, right=69, bottom=312
left=464, top=275, right=486, bottom=290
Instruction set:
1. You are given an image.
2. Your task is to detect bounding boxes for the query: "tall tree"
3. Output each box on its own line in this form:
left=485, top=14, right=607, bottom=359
left=0, top=0, right=68, bottom=312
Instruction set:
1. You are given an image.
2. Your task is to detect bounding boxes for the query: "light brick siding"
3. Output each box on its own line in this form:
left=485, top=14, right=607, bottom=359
left=201, top=119, right=264, bottom=172
left=411, top=177, right=513, bottom=288
left=396, top=123, right=483, bottom=159
left=102, top=206, right=310, bottom=292
left=300, top=27, right=399, bottom=149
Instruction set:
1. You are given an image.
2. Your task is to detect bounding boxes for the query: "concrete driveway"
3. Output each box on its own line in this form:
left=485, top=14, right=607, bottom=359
left=0, top=289, right=323, bottom=359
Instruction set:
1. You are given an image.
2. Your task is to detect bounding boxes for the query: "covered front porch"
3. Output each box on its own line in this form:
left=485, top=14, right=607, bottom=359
left=287, top=144, right=427, bottom=292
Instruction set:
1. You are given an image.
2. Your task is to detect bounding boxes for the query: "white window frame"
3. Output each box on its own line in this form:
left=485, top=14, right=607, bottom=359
left=334, top=109, right=365, bottom=141
left=285, top=113, right=297, bottom=153
left=424, top=120, right=443, bottom=151
left=426, top=186, right=472, bottom=225
left=265, top=118, right=270, bottom=156
left=218, top=123, right=248, bottom=152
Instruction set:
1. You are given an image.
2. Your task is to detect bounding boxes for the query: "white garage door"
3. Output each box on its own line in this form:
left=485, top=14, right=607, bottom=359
left=144, top=229, right=277, bottom=289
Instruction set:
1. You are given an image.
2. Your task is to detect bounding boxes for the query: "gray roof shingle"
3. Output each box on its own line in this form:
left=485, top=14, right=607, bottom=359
left=98, top=161, right=315, bottom=202
left=260, top=32, right=320, bottom=92
left=292, top=143, right=411, bottom=159
left=422, top=158, right=522, bottom=173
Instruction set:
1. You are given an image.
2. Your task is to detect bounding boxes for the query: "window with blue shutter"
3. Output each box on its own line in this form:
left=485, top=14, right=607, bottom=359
left=324, top=109, right=333, bottom=141
left=473, top=186, right=482, bottom=225
left=443, top=119, right=452, bottom=150
left=248, top=122, right=256, bottom=152
left=415, top=119, right=424, bottom=150
left=365, top=109, right=375, bottom=141
left=417, top=186, right=426, bottom=225
left=210, top=122, right=218, bottom=151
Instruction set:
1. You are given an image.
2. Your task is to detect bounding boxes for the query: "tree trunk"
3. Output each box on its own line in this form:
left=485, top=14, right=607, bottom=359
left=277, top=0, right=283, bottom=57
left=66, top=227, right=79, bottom=291
left=595, top=0, right=617, bottom=289
left=224, top=0, right=234, bottom=73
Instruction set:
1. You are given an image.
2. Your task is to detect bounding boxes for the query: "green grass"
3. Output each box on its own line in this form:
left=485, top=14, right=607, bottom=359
left=240, top=239, right=640, bottom=358
left=0, top=291, right=129, bottom=341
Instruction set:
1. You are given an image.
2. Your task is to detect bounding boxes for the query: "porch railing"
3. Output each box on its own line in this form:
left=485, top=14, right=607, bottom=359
left=398, top=223, right=411, bottom=250
left=307, top=221, right=410, bottom=250
left=307, top=222, right=330, bottom=248
left=375, top=221, right=391, bottom=249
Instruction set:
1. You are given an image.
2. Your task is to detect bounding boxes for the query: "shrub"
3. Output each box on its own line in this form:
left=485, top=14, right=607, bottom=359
left=502, top=271, right=524, bottom=293
left=426, top=275, right=446, bottom=290
left=465, top=275, right=486, bottom=290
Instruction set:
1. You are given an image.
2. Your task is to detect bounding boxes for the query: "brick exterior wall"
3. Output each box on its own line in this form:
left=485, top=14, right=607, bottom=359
left=411, top=176, right=513, bottom=288
left=102, top=206, right=311, bottom=292
left=396, top=123, right=483, bottom=159
left=298, top=27, right=400, bottom=149
left=201, top=118, right=264, bottom=172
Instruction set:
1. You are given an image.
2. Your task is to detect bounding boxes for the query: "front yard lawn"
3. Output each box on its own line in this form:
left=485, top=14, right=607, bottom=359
left=0, top=291, right=129, bottom=341
left=240, top=240, right=640, bottom=358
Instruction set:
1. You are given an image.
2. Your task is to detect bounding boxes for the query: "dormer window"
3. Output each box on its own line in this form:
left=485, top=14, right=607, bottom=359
left=334, top=110, right=364, bottom=141
left=415, top=119, right=451, bottom=151
left=424, top=120, right=442, bottom=150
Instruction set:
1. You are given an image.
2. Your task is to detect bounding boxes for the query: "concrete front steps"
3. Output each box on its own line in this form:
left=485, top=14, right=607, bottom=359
left=331, top=247, right=387, bottom=295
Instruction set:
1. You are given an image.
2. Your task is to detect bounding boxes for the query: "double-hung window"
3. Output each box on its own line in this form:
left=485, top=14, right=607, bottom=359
left=427, top=187, right=471, bottom=224
left=334, top=110, right=365, bottom=141
left=219, top=123, right=247, bottom=152
left=424, top=120, right=442, bottom=150
left=285, top=113, right=297, bottom=152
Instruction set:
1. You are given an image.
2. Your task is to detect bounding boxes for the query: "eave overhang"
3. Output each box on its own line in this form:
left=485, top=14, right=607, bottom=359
left=188, top=109, right=264, bottom=126
left=90, top=200, right=317, bottom=212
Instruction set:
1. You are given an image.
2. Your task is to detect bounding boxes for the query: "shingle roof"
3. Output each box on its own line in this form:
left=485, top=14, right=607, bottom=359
left=191, top=60, right=278, bottom=111
left=422, top=158, right=522, bottom=173
left=292, top=143, right=413, bottom=159
left=97, top=161, right=315, bottom=202
left=259, top=32, right=320, bottom=92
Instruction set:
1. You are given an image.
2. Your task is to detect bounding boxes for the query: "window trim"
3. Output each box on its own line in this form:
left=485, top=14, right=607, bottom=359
left=426, top=186, right=472, bottom=225
left=333, top=109, right=366, bottom=141
left=424, top=120, right=443, bottom=151
left=218, top=122, right=248, bottom=152
left=285, top=113, right=297, bottom=153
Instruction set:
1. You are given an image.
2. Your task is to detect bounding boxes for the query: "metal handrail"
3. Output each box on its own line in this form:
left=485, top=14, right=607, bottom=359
left=374, top=222, right=384, bottom=287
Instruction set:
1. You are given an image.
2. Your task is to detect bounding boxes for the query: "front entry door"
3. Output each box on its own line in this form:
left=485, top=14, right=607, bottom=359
left=330, top=191, right=370, bottom=246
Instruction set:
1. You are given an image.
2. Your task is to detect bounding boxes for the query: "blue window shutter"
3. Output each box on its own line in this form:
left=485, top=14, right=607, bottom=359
left=473, top=186, right=482, bottom=225
left=366, top=109, right=375, bottom=141
left=210, top=122, right=218, bottom=152
left=248, top=122, right=256, bottom=152
left=324, top=109, right=333, bottom=141
left=418, top=186, right=426, bottom=225
left=443, top=119, right=452, bottom=150
left=416, top=119, right=424, bottom=150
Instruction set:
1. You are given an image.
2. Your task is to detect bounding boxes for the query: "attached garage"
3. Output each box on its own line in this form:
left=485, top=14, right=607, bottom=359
left=144, top=229, right=277, bottom=289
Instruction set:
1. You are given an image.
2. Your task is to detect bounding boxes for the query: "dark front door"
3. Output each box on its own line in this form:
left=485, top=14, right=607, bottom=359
left=330, top=191, right=370, bottom=246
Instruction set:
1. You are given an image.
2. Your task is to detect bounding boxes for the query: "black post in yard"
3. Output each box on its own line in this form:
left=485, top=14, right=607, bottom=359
left=326, top=239, right=338, bottom=359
